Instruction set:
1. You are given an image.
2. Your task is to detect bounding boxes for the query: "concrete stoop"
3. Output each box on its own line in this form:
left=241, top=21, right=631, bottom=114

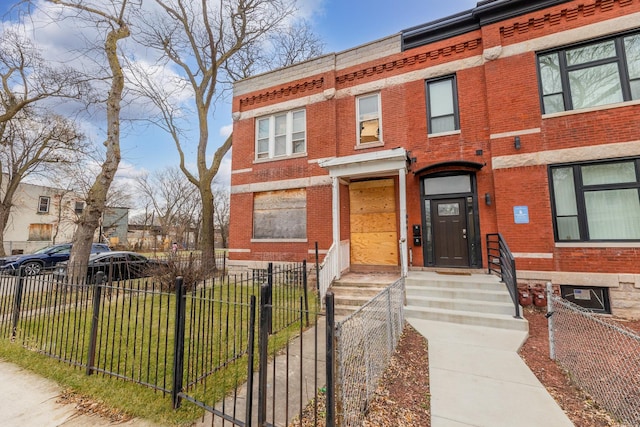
left=329, top=272, right=401, bottom=316
left=405, top=271, right=528, bottom=332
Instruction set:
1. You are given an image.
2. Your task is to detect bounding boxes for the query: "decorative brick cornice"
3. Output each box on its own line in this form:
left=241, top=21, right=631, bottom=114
left=335, top=38, right=482, bottom=85
left=239, top=78, right=324, bottom=108
left=500, top=0, right=635, bottom=38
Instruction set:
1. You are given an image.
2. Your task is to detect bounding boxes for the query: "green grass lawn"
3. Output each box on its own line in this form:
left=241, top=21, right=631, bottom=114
left=0, top=278, right=318, bottom=426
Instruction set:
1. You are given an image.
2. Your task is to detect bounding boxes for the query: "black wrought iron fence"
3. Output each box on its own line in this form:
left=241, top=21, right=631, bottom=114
left=0, top=258, right=322, bottom=426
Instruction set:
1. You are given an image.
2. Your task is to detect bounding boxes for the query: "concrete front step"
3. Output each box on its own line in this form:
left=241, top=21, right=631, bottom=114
left=330, top=285, right=387, bottom=298
left=405, top=305, right=527, bottom=331
left=405, top=274, right=505, bottom=291
left=405, top=285, right=513, bottom=303
left=406, top=295, right=515, bottom=316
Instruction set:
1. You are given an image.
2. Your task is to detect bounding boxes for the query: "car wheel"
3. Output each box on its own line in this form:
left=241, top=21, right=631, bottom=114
left=22, top=261, right=43, bottom=276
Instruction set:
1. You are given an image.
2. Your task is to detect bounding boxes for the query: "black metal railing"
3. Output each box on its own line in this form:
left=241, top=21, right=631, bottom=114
left=486, top=233, right=521, bottom=319
left=0, top=258, right=326, bottom=426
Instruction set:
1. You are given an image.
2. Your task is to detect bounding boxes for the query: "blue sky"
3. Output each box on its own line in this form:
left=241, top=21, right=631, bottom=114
left=1, top=0, right=479, bottom=191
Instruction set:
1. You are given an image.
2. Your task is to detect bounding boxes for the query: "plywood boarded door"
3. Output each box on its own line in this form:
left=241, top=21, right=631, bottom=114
left=349, top=179, right=398, bottom=266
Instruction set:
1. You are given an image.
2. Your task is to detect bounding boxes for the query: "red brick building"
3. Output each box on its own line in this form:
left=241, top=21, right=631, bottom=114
left=229, top=0, right=640, bottom=316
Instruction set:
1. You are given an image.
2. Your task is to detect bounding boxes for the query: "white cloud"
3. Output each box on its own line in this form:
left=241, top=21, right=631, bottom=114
left=219, top=124, right=233, bottom=138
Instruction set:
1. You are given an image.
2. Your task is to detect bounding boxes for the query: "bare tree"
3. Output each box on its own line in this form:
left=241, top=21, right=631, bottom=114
left=213, top=186, right=229, bottom=249
left=0, top=111, right=86, bottom=255
left=0, top=26, right=89, bottom=256
left=132, top=0, right=323, bottom=261
left=40, top=0, right=133, bottom=276
left=135, top=166, right=199, bottom=249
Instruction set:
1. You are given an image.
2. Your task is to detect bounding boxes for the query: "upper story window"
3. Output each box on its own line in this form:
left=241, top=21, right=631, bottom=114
left=426, top=75, right=460, bottom=134
left=256, top=109, right=306, bottom=160
left=357, top=93, right=382, bottom=145
left=38, top=196, right=50, bottom=213
left=549, top=158, right=640, bottom=242
left=538, top=32, right=640, bottom=114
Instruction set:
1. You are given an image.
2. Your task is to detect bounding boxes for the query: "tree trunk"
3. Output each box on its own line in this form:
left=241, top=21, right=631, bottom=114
left=68, top=21, right=129, bottom=281
left=0, top=204, right=11, bottom=257
left=199, top=184, right=215, bottom=268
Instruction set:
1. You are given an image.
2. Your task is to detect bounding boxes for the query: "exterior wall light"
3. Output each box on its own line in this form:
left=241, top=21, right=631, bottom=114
left=485, top=192, right=491, bottom=206
left=514, top=136, right=521, bottom=150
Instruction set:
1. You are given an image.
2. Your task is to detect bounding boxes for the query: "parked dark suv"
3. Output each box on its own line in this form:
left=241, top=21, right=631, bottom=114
left=0, top=243, right=111, bottom=276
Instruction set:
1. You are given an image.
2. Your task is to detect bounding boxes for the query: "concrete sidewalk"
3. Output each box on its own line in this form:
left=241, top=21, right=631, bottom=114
left=408, top=317, right=573, bottom=427
left=0, top=360, right=157, bottom=427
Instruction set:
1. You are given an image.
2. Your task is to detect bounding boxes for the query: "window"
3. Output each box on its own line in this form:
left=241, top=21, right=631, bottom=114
left=426, top=75, right=459, bottom=134
left=538, top=32, right=640, bottom=114
left=28, top=224, right=52, bottom=241
left=256, top=109, right=306, bottom=160
left=357, top=93, right=381, bottom=144
left=38, top=196, right=50, bottom=213
left=75, top=201, right=85, bottom=214
left=550, top=158, right=640, bottom=241
left=560, top=285, right=610, bottom=313
left=253, top=189, right=306, bottom=239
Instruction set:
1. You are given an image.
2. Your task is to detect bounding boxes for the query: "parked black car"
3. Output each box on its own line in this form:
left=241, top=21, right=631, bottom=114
left=53, top=251, right=168, bottom=282
left=0, top=243, right=111, bottom=276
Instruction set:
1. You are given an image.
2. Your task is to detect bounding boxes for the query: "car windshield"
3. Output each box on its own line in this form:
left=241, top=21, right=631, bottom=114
left=33, top=246, right=56, bottom=254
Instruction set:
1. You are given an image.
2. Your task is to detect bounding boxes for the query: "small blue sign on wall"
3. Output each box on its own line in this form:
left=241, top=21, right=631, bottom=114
left=514, top=206, right=529, bottom=224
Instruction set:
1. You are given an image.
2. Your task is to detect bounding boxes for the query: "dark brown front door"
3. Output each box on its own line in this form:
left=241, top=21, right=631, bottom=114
left=433, top=198, right=469, bottom=267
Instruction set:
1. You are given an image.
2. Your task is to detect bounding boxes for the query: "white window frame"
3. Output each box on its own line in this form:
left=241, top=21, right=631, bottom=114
left=38, top=196, right=50, bottom=213
left=356, top=93, right=382, bottom=146
left=255, top=109, right=306, bottom=161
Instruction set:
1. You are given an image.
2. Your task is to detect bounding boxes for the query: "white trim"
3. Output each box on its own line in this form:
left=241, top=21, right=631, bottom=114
left=512, top=252, right=553, bottom=259
left=309, top=249, right=328, bottom=255
left=556, top=242, right=640, bottom=249
left=250, top=238, right=308, bottom=243
left=228, top=248, right=251, bottom=253
left=517, top=270, right=640, bottom=288
left=356, top=92, right=382, bottom=146
left=232, top=168, right=253, bottom=174
left=428, top=130, right=461, bottom=138
left=542, top=99, right=640, bottom=119
left=231, top=176, right=332, bottom=194
left=490, top=128, right=541, bottom=140
left=492, top=140, right=640, bottom=170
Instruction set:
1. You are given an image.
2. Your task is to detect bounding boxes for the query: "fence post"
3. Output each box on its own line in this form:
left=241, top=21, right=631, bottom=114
left=267, top=263, right=273, bottom=335
left=245, top=295, right=257, bottom=424
left=172, top=277, right=186, bottom=409
left=325, top=292, right=336, bottom=427
left=11, top=275, right=25, bottom=338
left=386, top=289, right=394, bottom=355
left=257, top=283, right=270, bottom=426
left=315, top=242, right=320, bottom=292
left=302, top=260, right=310, bottom=327
left=546, top=282, right=556, bottom=360
left=86, top=272, right=105, bottom=375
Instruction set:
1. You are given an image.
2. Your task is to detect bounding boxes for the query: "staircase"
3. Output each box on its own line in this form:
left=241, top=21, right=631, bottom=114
left=328, top=272, right=401, bottom=316
left=405, top=270, right=528, bottom=331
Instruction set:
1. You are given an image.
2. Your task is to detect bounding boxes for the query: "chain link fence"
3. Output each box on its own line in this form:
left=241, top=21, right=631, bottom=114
left=548, top=291, right=640, bottom=426
left=334, top=278, right=405, bottom=426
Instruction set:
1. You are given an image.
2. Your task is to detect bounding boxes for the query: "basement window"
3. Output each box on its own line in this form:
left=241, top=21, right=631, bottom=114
left=559, top=285, right=611, bottom=314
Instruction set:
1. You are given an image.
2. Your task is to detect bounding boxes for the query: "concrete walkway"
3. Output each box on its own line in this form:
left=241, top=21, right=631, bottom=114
left=407, top=317, right=574, bottom=427
left=0, top=360, right=156, bottom=427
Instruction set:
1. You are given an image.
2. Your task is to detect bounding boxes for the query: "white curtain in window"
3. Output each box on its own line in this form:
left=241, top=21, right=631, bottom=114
left=585, top=189, right=640, bottom=239
left=552, top=168, right=580, bottom=240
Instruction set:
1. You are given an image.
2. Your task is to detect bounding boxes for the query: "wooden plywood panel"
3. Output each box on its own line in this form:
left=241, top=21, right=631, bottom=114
left=350, top=212, right=396, bottom=233
left=351, top=232, right=398, bottom=265
left=350, top=180, right=395, bottom=214
left=349, top=179, right=397, bottom=266
left=254, top=189, right=306, bottom=239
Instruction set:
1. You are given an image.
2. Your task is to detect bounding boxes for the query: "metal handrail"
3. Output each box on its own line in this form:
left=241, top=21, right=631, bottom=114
left=486, top=233, right=521, bottom=319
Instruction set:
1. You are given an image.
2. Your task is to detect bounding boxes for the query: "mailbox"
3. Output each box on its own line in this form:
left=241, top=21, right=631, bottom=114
left=412, top=224, right=422, bottom=246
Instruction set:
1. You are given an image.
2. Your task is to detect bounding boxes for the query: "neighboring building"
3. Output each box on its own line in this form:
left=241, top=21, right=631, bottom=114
left=2, top=181, right=82, bottom=254
left=101, top=206, right=130, bottom=248
left=229, top=0, right=640, bottom=317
